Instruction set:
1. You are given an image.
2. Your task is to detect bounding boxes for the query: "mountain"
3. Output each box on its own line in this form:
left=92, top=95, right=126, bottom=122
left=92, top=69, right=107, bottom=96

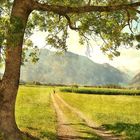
left=117, top=66, right=134, bottom=78
left=21, top=49, right=129, bottom=85
left=131, top=72, right=140, bottom=85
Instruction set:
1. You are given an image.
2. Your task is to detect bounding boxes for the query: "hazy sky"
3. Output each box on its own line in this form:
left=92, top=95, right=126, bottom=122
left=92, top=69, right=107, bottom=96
left=31, top=30, right=140, bottom=73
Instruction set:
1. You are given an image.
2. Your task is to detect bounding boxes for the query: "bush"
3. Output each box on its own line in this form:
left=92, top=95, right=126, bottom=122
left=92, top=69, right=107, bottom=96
left=102, top=84, right=124, bottom=89
left=71, top=84, right=79, bottom=88
left=33, top=81, right=42, bottom=85
left=60, top=87, right=140, bottom=96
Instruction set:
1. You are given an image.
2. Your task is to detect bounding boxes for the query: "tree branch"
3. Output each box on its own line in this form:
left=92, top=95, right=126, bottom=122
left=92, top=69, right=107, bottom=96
left=131, top=8, right=140, bottom=14
left=64, top=15, right=79, bottom=30
left=32, top=1, right=140, bottom=14
left=126, top=10, right=133, bottom=33
left=87, top=0, right=91, bottom=6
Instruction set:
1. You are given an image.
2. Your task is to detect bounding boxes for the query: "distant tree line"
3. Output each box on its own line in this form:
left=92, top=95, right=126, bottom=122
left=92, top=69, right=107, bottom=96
left=20, top=80, right=125, bottom=89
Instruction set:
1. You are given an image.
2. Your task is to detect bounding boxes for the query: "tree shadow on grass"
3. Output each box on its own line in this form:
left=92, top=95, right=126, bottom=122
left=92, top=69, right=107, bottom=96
left=40, top=131, right=57, bottom=140
left=26, top=124, right=100, bottom=140
left=26, top=127, right=57, bottom=140
left=64, top=122, right=101, bottom=140
left=102, top=122, right=140, bottom=140
left=58, top=135, right=100, bottom=140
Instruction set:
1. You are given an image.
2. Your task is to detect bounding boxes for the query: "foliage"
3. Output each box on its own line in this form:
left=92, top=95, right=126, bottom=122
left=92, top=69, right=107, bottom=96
left=0, top=3, right=39, bottom=64
left=0, top=0, right=140, bottom=64
left=60, top=87, right=140, bottom=95
left=100, top=84, right=124, bottom=89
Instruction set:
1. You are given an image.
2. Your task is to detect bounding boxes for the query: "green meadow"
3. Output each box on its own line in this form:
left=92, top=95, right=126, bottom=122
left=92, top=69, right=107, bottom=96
left=16, top=86, right=57, bottom=140
left=15, top=86, right=140, bottom=140
left=60, top=91, right=140, bottom=140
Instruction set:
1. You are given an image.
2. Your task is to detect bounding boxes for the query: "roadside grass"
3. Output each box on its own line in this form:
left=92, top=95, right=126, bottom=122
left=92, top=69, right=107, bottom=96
left=56, top=95, right=102, bottom=140
left=16, top=86, right=57, bottom=140
left=59, top=91, right=140, bottom=139
left=60, top=87, right=140, bottom=95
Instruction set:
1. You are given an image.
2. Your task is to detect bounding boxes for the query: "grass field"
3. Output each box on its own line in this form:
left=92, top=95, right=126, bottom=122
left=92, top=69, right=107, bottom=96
left=59, top=91, right=140, bottom=140
left=16, top=86, right=57, bottom=140
left=15, top=86, right=140, bottom=140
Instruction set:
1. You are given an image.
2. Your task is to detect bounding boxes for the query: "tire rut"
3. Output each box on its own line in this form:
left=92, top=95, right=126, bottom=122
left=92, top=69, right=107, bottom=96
left=55, top=93, right=122, bottom=140
left=51, top=93, right=87, bottom=140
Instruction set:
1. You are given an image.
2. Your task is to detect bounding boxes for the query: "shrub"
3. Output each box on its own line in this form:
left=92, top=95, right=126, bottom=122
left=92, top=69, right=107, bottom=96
left=60, top=87, right=140, bottom=96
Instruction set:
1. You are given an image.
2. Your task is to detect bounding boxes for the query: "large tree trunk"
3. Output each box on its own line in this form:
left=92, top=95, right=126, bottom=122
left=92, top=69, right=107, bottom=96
left=0, top=0, right=32, bottom=140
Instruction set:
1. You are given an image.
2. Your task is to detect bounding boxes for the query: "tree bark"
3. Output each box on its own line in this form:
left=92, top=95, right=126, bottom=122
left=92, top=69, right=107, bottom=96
left=0, top=0, right=32, bottom=140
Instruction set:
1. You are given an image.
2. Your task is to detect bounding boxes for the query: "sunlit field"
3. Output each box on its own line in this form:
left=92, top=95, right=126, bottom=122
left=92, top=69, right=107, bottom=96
left=15, top=86, right=140, bottom=140
left=16, top=86, right=57, bottom=140
left=60, top=88, right=140, bottom=140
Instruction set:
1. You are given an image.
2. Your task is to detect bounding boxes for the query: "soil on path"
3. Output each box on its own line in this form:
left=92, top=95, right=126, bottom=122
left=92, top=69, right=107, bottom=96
left=53, top=93, right=122, bottom=140
left=51, top=93, right=88, bottom=140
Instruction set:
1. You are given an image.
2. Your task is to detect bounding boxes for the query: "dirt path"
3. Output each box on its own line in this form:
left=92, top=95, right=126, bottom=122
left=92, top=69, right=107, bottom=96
left=55, top=93, right=122, bottom=140
left=51, top=93, right=86, bottom=140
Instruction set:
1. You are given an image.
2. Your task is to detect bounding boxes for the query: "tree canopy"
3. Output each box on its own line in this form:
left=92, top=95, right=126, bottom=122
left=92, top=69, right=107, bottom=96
left=0, top=0, right=140, bottom=62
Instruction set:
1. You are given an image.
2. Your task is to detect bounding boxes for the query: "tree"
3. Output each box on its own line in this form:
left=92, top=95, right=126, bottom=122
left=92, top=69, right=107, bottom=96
left=0, top=0, right=140, bottom=139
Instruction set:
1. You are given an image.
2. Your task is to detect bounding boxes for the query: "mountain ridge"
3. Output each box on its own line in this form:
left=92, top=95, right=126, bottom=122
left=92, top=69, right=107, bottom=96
left=20, top=49, right=129, bottom=85
left=131, top=72, right=140, bottom=85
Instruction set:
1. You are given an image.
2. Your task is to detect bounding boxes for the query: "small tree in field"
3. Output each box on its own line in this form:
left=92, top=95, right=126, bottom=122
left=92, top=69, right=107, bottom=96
left=0, top=0, right=140, bottom=139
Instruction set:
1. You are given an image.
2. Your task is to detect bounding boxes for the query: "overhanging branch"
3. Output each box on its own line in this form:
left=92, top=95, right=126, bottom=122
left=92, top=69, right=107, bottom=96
left=127, top=6, right=140, bottom=15
left=126, top=9, right=133, bottom=33
left=64, top=15, right=79, bottom=30
left=32, top=1, right=140, bottom=14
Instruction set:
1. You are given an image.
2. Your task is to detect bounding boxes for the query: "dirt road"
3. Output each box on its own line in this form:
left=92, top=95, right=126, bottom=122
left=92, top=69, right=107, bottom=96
left=51, top=93, right=122, bottom=140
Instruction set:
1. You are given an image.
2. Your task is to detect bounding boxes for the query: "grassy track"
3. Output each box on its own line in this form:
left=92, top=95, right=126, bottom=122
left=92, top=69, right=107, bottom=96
left=54, top=94, right=102, bottom=140
left=16, top=86, right=57, bottom=140
left=59, top=92, right=140, bottom=140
